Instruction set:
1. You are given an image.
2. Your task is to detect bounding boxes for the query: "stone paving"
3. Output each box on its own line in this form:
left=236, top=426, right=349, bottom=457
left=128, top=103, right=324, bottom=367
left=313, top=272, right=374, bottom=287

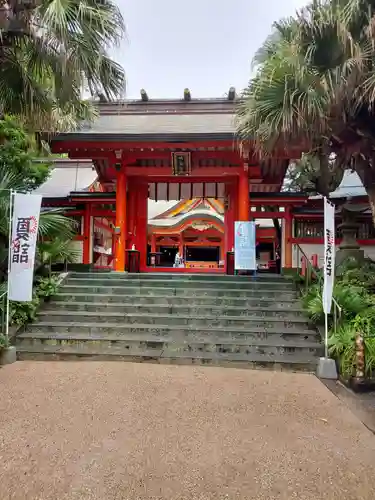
left=1, top=362, right=375, bottom=500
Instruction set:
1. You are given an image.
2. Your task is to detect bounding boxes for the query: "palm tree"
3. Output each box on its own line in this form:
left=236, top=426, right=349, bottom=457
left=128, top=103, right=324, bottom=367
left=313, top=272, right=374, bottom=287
left=0, top=0, right=126, bottom=128
left=236, top=0, right=375, bottom=222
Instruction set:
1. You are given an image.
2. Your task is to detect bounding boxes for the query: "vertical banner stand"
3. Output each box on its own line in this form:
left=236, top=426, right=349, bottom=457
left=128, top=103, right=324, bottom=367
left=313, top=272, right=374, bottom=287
left=317, top=196, right=338, bottom=379
left=5, top=189, right=14, bottom=337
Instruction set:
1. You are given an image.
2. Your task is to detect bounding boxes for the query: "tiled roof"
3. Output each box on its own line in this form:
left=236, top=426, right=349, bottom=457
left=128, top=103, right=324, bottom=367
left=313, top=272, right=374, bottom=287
left=308, top=170, right=366, bottom=200
left=150, top=209, right=224, bottom=228
left=329, top=170, right=366, bottom=198
left=78, top=113, right=235, bottom=135
left=34, top=160, right=97, bottom=197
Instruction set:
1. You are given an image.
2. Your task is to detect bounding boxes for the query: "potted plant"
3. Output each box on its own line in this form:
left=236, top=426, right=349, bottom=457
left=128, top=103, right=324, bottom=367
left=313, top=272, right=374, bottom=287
left=0, top=334, right=16, bottom=365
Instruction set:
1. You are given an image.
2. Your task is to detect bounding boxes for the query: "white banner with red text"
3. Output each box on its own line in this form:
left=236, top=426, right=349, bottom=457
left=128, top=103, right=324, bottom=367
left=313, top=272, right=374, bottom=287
left=322, top=197, right=335, bottom=314
left=8, top=193, right=42, bottom=302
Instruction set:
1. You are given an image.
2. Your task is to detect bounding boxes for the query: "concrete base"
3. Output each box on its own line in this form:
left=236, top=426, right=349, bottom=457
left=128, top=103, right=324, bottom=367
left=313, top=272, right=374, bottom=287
left=0, top=346, right=17, bottom=366
left=317, top=357, right=338, bottom=380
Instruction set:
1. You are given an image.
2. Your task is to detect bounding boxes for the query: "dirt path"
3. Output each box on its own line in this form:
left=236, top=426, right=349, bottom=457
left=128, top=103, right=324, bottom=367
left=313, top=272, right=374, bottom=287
left=1, top=362, right=374, bottom=500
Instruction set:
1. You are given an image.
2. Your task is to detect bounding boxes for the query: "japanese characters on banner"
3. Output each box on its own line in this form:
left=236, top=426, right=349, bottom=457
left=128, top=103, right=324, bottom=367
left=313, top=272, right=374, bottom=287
left=8, top=193, right=42, bottom=302
left=234, top=221, right=256, bottom=270
left=322, top=197, right=335, bottom=314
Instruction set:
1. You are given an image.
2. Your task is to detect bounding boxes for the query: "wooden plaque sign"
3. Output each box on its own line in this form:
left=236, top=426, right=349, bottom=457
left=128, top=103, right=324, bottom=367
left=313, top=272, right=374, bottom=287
left=171, top=152, right=191, bottom=176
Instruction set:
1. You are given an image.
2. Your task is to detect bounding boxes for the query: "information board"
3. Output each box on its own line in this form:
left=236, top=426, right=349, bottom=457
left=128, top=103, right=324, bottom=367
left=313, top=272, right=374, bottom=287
left=234, top=221, right=256, bottom=271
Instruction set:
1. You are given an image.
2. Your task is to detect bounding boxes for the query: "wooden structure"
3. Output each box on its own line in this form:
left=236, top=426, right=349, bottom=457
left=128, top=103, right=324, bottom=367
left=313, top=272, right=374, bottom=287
left=40, top=97, right=375, bottom=272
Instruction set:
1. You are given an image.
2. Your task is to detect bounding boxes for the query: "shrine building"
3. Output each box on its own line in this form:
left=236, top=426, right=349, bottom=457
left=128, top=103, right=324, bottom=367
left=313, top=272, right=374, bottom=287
left=38, top=93, right=375, bottom=273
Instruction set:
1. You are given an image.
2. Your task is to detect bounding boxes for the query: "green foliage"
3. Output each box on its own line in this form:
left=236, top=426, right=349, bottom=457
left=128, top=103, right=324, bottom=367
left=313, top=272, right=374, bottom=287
left=38, top=238, right=80, bottom=269
left=1, top=275, right=61, bottom=327
left=1, top=0, right=126, bottom=129
left=0, top=117, right=50, bottom=190
left=236, top=0, right=375, bottom=214
left=328, top=318, right=375, bottom=378
left=302, top=281, right=368, bottom=324
left=36, top=276, right=61, bottom=298
left=328, top=323, right=356, bottom=377
left=9, top=297, right=41, bottom=326
left=302, top=256, right=375, bottom=378
left=0, top=333, right=10, bottom=350
left=338, top=257, right=375, bottom=293
left=0, top=158, right=76, bottom=277
left=284, top=154, right=344, bottom=197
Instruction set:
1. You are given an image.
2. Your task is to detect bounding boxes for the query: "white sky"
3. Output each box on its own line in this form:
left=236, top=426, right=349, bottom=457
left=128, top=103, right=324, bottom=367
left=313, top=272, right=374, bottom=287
left=112, top=0, right=308, bottom=99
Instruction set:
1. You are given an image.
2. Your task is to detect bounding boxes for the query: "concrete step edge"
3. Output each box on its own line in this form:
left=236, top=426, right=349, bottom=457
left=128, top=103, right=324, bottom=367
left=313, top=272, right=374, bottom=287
left=53, top=293, right=298, bottom=303
left=16, top=344, right=319, bottom=364
left=60, top=286, right=298, bottom=296
left=66, top=277, right=293, bottom=286
left=45, top=301, right=306, bottom=313
left=36, top=310, right=309, bottom=323
left=63, top=281, right=295, bottom=290
left=17, top=332, right=322, bottom=348
left=26, top=321, right=316, bottom=335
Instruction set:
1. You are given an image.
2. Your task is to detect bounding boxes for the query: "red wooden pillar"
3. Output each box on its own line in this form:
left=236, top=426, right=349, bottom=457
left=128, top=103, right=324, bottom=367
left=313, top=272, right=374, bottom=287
left=136, top=182, right=148, bottom=271
left=238, top=167, right=250, bottom=221
left=127, top=183, right=136, bottom=250
left=83, top=203, right=91, bottom=265
left=114, top=167, right=127, bottom=272
left=224, top=181, right=236, bottom=253
left=284, top=208, right=293, bottom=269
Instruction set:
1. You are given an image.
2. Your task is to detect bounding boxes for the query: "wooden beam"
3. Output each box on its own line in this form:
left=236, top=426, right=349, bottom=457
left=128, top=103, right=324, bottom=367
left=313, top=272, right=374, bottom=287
left=249, top=211, right=286, bottom=218
left=68, top=150, right=242, bottom=162
left=125, top=166, right=243, bottom=177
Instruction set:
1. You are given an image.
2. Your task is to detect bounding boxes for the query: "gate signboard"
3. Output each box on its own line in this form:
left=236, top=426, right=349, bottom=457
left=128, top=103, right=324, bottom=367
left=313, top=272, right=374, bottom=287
left=234, top=221, right=256, bottom=270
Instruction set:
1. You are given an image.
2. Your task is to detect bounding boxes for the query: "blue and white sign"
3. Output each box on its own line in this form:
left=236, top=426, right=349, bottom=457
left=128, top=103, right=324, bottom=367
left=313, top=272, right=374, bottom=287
left=234, top=221, right=256, bottom=270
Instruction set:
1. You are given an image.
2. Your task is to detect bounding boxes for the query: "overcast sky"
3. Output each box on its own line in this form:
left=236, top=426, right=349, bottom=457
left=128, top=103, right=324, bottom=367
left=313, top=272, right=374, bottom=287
left=112, top=0, right=308, bottom=99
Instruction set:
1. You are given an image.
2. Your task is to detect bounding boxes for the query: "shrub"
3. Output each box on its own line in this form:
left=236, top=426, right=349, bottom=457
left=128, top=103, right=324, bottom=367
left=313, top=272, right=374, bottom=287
left=0, top=333, right=9, bottom=351
left=302, top=282, right=370, bottom=325
left=328, top=311, right=375, bottom=379
left=0, top=274, right=61, bottom=327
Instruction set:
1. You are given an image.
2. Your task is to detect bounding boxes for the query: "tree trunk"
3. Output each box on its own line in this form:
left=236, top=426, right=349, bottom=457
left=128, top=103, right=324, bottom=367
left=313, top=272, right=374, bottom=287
left=314, top=154, right=344, bottom=197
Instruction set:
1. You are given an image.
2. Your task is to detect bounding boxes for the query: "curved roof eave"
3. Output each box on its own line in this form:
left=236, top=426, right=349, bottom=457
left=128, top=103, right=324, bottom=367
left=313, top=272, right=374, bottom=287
left=149, top=210, right=224, bottom=228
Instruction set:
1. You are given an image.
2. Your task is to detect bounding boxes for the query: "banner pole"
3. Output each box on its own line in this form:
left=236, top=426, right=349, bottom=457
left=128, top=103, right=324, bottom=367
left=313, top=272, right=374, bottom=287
left=324, top=311, right=328, bottom=359
left=5, top=189, right=14, bottom=337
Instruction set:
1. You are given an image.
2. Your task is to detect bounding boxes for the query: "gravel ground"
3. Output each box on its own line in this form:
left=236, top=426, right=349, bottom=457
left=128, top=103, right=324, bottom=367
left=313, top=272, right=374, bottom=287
left=1, top=362, right=375, bottom=500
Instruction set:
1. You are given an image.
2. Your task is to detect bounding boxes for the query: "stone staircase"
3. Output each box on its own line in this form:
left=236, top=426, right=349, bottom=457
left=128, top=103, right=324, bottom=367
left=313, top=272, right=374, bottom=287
left=16, top=272, right=323, bottom=370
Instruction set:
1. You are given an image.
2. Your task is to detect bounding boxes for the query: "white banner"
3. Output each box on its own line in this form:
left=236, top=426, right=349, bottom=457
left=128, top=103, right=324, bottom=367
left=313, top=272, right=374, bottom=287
left=234, top=221, right=257, bottom=270
left=8, top=193, right=42, bottom=302
left=322, top=197, right=335, bottom=314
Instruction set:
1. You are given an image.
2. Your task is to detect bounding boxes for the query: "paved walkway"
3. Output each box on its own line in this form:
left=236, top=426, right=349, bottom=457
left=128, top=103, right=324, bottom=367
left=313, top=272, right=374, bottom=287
left=1, top=362, right=375, bottom=500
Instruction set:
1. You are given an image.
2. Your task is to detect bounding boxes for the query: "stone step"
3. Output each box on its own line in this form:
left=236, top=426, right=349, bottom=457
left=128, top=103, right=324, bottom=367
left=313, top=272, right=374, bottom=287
left=52, top=292, right=298, bottom=308
left=60, top=284, right=297, bottom=299
left=69, top=272, right=285, bottom=282
left=16, top=344, right=319, bottom=371
left=25, top=321, right=317, bottom=339
left=65, top=276, right=294, bottom=291
left=35, top=310, right=311, bottom=330
left=44, top=301, right=307, bottom=318
left=17, top=332, right=321, bottom=356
